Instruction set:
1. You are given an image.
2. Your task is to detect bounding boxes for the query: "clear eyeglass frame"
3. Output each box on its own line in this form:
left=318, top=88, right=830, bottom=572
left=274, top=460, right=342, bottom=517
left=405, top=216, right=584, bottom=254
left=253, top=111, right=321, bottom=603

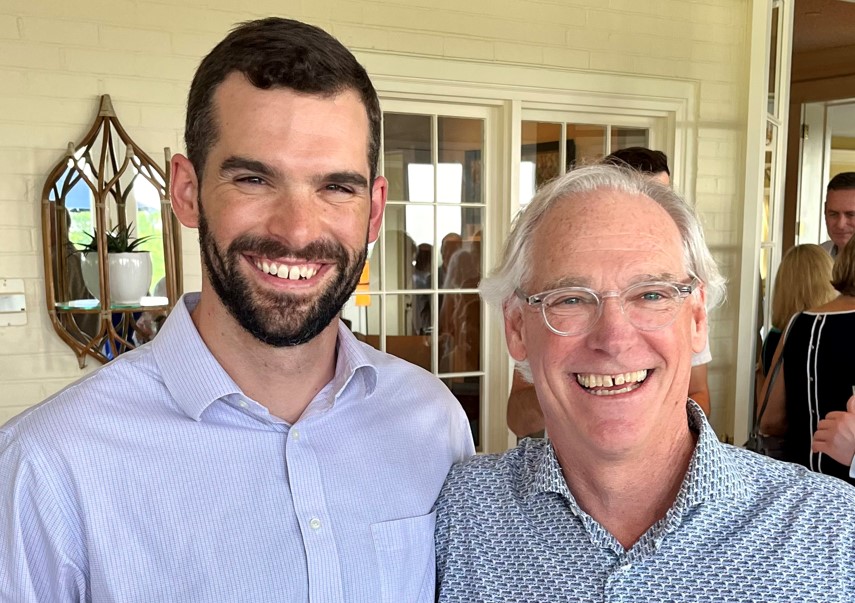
left=515, top=279, right=699, bottom=337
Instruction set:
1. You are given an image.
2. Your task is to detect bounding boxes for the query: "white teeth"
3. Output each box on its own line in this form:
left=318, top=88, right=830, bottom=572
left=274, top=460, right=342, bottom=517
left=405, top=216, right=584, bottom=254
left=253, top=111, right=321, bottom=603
left=255, top=259, right=319, bottom=281
left=576, top=369, right=648, bottom=391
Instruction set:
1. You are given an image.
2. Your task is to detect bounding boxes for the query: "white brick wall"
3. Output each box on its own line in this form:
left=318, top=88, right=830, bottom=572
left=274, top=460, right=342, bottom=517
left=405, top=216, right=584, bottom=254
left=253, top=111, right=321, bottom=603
left=0, top=0, right=751, bottom=437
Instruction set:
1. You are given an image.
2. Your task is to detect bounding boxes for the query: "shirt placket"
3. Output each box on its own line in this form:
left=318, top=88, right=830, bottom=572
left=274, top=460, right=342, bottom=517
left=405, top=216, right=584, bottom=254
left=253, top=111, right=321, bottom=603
left=286, top=417, right=344, bottom=601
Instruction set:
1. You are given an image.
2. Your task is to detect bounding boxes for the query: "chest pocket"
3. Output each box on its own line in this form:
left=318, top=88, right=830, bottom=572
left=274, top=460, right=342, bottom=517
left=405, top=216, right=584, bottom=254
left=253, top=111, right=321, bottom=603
left=371, top=511, right=436, bottom=603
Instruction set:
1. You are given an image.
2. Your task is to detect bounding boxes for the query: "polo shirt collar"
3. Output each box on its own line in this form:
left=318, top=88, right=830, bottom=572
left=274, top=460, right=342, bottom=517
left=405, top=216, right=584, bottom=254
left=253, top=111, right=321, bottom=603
left=524, top=400, right=751, bottom=509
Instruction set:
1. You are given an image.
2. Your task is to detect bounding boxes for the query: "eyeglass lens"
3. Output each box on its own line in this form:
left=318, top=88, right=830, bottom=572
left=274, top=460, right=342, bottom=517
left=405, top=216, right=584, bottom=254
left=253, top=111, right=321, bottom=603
left=542, top=282, right=686, bottom=335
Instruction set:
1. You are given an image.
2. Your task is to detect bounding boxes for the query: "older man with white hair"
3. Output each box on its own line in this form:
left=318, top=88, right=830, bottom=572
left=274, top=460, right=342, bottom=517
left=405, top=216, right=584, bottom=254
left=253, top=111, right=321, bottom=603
left=435, top=164, right=855, bottom=602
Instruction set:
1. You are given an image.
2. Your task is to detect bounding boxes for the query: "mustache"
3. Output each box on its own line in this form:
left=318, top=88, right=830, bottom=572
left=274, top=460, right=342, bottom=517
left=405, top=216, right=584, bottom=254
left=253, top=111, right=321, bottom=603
left=227, top=235, right=350, bottom=263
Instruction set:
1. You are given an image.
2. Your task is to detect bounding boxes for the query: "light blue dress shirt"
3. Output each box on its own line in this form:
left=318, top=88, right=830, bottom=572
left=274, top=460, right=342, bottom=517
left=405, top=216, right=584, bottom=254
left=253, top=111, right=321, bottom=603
left=1, top=293, right=474, bottom=602
left=436, top=402, right=855, bottom=602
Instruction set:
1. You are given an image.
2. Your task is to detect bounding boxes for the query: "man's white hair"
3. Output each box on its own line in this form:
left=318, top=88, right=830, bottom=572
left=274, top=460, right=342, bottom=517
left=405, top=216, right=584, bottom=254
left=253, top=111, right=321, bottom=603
left=480, top=163, right=726, bottom=381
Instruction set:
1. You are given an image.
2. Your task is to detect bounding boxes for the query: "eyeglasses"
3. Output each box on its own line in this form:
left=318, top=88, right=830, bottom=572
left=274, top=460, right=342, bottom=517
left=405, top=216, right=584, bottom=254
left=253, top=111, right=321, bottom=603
left=515, top=280, right=698, bottom=337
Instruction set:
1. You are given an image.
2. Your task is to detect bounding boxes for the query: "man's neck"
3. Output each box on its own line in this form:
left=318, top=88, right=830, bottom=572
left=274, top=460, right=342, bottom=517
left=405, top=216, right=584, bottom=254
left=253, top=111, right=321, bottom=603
left=552, top=426, right=696, bottom=550
left=190, top=291, right=339, bottom=424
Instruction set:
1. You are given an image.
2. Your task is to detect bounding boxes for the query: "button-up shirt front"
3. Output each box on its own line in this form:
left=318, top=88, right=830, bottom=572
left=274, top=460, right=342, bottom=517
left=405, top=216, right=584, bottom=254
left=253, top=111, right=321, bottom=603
left=1, top=293, right=474, bottom=602
left=436, top=402, right=855, bottom=602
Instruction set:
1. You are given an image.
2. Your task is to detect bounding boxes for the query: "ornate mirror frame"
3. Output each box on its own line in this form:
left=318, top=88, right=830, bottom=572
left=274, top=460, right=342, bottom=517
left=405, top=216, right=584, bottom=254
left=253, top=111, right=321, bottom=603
left=41, top=94, right=183, bottom=367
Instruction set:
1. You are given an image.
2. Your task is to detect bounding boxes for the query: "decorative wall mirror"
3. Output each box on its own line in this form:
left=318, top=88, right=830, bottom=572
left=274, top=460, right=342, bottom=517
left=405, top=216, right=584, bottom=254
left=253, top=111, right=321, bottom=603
left=41, top=94, right=183, bottom=368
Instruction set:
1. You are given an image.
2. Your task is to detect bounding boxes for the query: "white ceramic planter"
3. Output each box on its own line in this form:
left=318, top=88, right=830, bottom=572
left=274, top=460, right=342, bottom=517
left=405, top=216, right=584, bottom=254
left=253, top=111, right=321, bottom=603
left=80, top=251, right=153, bottom=305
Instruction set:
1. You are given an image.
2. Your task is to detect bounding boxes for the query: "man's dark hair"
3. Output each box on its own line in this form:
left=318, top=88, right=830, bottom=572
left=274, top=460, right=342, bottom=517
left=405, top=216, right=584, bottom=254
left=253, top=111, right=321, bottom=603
left=827, top=172, right=855, bottom=192
left=603, top=147, right=670, bottom=177
left=185, top=17, right=381, bottom=182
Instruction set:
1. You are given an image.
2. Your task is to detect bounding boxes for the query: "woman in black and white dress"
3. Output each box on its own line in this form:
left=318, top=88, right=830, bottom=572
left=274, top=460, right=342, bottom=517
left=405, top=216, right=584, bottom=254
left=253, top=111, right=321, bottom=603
left=761, top=236, right=855, bottom=485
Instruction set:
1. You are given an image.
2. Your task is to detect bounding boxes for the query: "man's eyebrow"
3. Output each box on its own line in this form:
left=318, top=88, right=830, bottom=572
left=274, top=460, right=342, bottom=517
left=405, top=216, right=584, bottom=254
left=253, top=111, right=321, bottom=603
left=542, top=275, right=592, bottom=290
left=219, top=156, right=278, bottom=178
left=314, top=171, right=369, bottom=189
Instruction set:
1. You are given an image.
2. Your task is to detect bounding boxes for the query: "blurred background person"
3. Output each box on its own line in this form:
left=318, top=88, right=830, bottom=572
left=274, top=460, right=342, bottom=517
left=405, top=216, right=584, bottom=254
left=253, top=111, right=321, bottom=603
left=821, top=172, right=855, bottom=259
left=412, top=242, right=432, bottom=335
left=760, top=236, right=855, bottom=485
left=761, top=244, right=837, bottom=375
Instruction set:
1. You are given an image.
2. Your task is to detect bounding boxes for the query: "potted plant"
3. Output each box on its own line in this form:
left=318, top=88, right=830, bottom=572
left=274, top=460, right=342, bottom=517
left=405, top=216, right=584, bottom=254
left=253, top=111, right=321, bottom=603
left=78, top=223, right=154, bottom=305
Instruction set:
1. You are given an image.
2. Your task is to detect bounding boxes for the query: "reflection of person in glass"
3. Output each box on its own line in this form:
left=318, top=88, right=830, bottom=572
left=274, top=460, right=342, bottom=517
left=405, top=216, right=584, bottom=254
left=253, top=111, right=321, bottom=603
left=440, top=230, right=481, bottom=374
left=1, top=18, right=473, bottom=601
left=412, top=242, right=432, bottom=335
left=439, top=232, right=462, bottom=287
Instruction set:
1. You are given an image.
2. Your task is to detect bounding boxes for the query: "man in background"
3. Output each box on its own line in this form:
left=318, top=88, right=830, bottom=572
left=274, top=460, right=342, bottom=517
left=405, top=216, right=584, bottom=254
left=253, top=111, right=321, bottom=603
left=507, top=147, right=711, bottom=438
left=822, top=171, right=855, bottom=258
left=1, top=18, right=473, bottom=602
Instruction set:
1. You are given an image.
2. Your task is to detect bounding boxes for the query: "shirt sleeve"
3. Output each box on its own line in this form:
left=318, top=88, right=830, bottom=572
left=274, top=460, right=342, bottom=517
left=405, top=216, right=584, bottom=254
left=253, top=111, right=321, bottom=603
left=0, top=433, right=87, bottom=602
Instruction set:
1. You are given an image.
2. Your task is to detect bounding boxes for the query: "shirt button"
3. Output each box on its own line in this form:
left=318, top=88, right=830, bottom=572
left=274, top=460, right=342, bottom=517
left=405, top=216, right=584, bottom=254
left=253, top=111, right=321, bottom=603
left=621, top=563, right=632, bottom=571
left=292, top=430, right=300, bottom=441
left=309, top=517, right=321, bottom=530
left=239, top=400, right=248, bottom=408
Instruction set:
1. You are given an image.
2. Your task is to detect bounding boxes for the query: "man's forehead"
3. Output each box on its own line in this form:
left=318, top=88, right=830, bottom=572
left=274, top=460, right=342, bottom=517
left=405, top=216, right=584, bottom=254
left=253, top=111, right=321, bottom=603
left=827, top=188, right=855, bottom=210
left=528, top=189, right=686, bottom=283
left=536, top=189, right=681, bottom=243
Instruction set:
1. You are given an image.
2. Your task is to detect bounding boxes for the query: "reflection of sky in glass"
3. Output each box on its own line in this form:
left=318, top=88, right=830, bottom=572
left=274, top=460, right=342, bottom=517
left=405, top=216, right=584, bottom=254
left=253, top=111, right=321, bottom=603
left=133, top=173, right=160, bottom=211
left=406, top=163, right=463, bottom=246
left=520, top=161, right=535, bottom=206
left=407, top=163, right=463, bottom=203
left=65, top=177, right=92, bottom=211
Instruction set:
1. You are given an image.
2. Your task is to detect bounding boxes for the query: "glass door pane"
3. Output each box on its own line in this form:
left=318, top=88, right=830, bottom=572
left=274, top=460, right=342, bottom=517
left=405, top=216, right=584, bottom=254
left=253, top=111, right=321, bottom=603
left=357, top=105, right=488, bottom=449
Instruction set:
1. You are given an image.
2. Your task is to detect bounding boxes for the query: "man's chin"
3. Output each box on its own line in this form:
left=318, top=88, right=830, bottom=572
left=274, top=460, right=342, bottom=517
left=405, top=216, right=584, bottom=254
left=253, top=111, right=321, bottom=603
left=834, top=236, right=853, bottom=250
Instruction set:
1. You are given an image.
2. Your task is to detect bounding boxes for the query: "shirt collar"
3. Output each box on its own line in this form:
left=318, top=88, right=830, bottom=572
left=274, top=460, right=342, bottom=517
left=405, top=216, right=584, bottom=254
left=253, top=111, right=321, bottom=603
left=151, top=293, right=243, bottom=421
left=152, top=294, right=379, bottom=421
left=315, top=322, right=379, bottom=411
left=523, top=400, right=752, bottom=510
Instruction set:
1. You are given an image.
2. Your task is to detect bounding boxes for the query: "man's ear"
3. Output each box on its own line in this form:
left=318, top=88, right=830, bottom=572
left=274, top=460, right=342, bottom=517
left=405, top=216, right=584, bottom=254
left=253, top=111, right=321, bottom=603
left=690, top=286, right=708, bottom=354
left=170, top=153, right=200, bottom=228
left=367, top=175, right=388, bottom=244
left=504, top=301, right=528, bottom=362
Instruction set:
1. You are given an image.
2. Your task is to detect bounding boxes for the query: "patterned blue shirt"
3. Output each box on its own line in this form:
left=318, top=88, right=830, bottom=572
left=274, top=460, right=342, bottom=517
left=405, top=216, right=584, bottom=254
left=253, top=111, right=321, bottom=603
left=1, top=293, right=474, bottom=602
left=436, top=402, right=855, bottom=602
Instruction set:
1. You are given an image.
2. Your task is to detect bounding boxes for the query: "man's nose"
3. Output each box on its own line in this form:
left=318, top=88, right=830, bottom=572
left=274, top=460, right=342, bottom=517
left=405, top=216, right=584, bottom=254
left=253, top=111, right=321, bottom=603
left=585, top=295, right=635, bottom=353
left=266, top=189, right=320, bottom=247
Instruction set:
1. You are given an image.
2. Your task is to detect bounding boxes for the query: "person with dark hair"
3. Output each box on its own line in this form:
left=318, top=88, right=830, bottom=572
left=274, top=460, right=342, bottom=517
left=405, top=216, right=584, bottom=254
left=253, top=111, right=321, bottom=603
left=603, top=146, right=670, bottom=180
left=0, top=18, right=473, bottom=601
left=821, top=171, right=855, bottom=258
left=507, top=148, right=712, bottom=439
left=760, top=234, right=855, bottom=485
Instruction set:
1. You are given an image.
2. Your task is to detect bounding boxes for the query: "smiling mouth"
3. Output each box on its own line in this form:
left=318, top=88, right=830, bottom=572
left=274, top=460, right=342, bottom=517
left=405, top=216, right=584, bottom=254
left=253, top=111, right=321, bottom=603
left=576, top=369, right=649, bottom=396
left=250, top=257, right=324, bottom=281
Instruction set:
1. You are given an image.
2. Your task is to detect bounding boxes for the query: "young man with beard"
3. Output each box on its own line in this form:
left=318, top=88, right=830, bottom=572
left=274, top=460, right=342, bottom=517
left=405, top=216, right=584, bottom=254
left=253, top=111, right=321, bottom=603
left=0, top=18, right=473, bottom=602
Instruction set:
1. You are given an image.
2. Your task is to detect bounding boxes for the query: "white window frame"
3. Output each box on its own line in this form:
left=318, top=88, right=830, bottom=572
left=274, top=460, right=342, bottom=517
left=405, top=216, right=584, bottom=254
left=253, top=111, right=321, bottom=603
left=359, top=51, right=699, bottom=453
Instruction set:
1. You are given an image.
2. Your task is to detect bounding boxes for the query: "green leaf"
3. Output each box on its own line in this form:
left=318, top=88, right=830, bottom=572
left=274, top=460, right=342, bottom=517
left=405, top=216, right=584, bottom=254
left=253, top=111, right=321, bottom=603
left=76, top=222, right=153, bottom=253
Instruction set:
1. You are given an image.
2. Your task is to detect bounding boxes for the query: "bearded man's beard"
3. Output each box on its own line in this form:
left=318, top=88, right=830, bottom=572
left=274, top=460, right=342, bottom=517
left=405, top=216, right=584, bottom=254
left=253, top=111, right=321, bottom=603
left=198, top=209, right=367, bottom=347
